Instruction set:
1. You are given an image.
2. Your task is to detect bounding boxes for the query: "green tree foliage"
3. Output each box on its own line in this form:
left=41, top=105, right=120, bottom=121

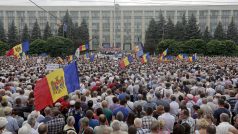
left=174, top=21, right=184, bottom=41
left=79, top=19, right=89, bottom=44
left=43, top=22, right=52, bottom=40
left=22, top=24, right=30, bottom=42
left=0, top=20, right=6, bottom=42
left=186, top=14, right=200, bottom=39
left=164, top=17, right=175, bottom=39
left=214, top=21, right=226, bottom=40
left=202, top=26, right=212, bottom=42
left=158, top=39, right=179, bottom=54
left=227, top=17, right=238, bottom=43
left=7, top=20, right=19, bottom=47
left=206, top=40, right=225, bottom=55
left=0, top=41, right=9, bottom=56
left=145, top=18, right=158, bottom=53
left=58, top=10, right=74, bottom=39
left=157, top=12, right=166, bottom=41
left=29, top=39, right=47, bottom=55
left=183, top=39, right=206, bottom=54
left=46, top=36, right=74, bottom=57
left=31, top=20, right=41, bottom=42
left=181, top=14, right=188, bottom=40
left=222, top=40, right=236, bottom=56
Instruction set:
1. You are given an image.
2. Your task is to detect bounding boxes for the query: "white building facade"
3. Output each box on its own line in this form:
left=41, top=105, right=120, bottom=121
left=0, top=5, right=238, bottom=50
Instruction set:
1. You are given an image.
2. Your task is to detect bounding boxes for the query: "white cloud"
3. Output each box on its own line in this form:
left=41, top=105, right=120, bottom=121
left=0, top=0, right=237, bottom=6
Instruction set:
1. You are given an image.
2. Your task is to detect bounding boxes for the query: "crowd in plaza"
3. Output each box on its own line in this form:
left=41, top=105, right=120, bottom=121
left=0, top=55, right=238, bottom=134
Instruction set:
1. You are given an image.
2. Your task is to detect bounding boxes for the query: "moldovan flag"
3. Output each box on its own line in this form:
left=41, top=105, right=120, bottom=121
left=6, top=41, right=30, bottom=58
left=141, top=53, right=150, bottom=64
left=162, top=48, right=168, bottom=56
left=119, top=55, right=133, bottom=68
left=34, top=61, right=80, bottom=111
left=79, top=43, right=89, bottom=52
left=177, top=54, right=184, bottom=60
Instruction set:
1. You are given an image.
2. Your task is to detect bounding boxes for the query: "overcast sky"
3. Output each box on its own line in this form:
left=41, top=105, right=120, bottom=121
left=0, top=0, right=238, bottom=6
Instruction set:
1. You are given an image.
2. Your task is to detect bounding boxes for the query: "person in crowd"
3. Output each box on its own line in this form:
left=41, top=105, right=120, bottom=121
left=111, top=120, right=128, bottom=134
left=63, top=116, right=76, bottom=133
left=38, top=123, right=48, bottom=134
left=216, top=113, right=238, bottom=134
left=94, top=114, right=112, bottom=134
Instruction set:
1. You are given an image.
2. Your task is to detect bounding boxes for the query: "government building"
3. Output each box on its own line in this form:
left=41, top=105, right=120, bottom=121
left=0, top=5, right=238, bottom=50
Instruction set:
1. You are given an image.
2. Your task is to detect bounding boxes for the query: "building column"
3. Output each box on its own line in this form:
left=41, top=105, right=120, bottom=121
left=174, top=10, right=178, bottom=25
left=208, top=10, right=211, bottom=30
left=99, top=11, right=103, bottom=48
left=110, top=10, right=113, bottom=48
left=89, top=11, right=93, bottom=49
left=218, top=10, right=222, bottom=22
left=121, top=11, right=124, bottom=50
left=142, top=10, right=145, bottom=44
left=131, top=11, right=135, bottom=50
left=197, top=10, right=199, bottom=25
left=230, top=10, right=234, bottom=22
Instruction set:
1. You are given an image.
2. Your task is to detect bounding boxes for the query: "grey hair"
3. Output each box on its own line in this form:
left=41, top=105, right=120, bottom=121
left=134, top=118, right=142, bottom=128
left=27, top=114, right=36, bottom=127
left=116, top=111, right=124, bottom=121
left=220, top=113, right=230, bottom=122
left=67, top=116, right=75, bottom=126
left=111, top=120, right=121, bottom=131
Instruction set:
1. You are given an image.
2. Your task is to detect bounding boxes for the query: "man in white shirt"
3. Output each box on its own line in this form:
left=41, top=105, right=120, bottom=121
left=216, top=113, right=238, bottom=134
left=158, top=105, right=175, bottom=132
left=169, top=95, right=179, bottom=117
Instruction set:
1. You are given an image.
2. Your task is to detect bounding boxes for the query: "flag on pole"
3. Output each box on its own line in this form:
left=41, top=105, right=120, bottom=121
left=162, top=48, right=168, bottom=56
left=34, top=61, right=80, bottom=111
left=6, top=41, right=30, bottom=58
left=79, top=43, right=89, bottom=52
left=141, top=53, right=150, bottom=64
left=119, top=55, right=133, bottom=68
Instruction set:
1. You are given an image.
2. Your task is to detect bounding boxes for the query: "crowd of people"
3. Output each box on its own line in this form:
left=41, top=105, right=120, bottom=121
left=0, top=55, right=238, bottom=134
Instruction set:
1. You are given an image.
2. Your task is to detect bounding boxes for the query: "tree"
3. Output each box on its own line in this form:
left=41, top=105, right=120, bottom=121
left=7, top=20, right=19, bottom=47
left=202, top=26, right=212, bottom=42
left=164, top=17, right=175, bottom=39
left=158, top=39, right=180, bottom=54
left=183, top=39, right=206, bottom=54
left=0, top=20, right=6, bottom=42
left=46, top=36, right=74, bottom=57
left=206, top=40, right=225, bottom=55
left=31, top=20, right=41, bottom=41
left=174, top=21, right=184, bottom=41
left=29, top=39, right=47, bottom=55
left=181, top=14, right=188, bottom=40
left=0, top=41, right=9, bottom=56
left=79, top=19, right=89, bottom=44
left=186, top=14, right=200, bottom=39
left=145, top=18, right=158, bottom=53
left=222, top=40, right=236, bottom=56
left=227, top=17, right=238, bottom=43
left=43, top=22, right=52, bottom=40
left=58, top=10, right=74, bottom=39
left=214, top=21, right=226, bottom=40
left=157, top=12, right=166, bottom=41
left=21, top=24, right=30, bottom=42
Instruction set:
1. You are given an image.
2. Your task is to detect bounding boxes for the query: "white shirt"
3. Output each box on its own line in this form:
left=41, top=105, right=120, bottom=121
left=216, top=122, right=236, bottom=134
left=105, top=95, right=115, bottom=106
left=206, top=88, right=216, bottom=96
left=158, top=112, right=175, bottom=132
left=170, top=101, right=179, bottom=116
left=127, top=85, right=133, bottom=95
